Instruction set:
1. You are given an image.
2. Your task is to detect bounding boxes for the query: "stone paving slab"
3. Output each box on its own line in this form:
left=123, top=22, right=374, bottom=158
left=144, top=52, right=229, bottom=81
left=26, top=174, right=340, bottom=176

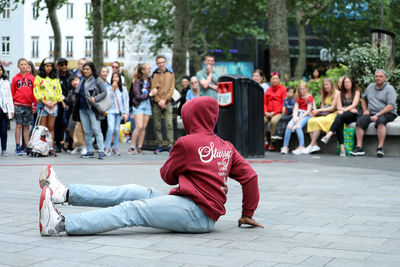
left=0, top=143, right=400, bottom=266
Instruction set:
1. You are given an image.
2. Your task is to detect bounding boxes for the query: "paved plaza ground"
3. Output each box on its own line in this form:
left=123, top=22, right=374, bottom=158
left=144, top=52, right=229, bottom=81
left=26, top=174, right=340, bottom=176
left=0, top=138, right=399, bottom=266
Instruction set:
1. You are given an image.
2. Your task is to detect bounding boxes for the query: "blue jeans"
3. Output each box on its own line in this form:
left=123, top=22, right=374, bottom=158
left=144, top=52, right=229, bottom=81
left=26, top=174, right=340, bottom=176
left=283, top=112, right=311, bottom=147
left=79, top=109, right=104, bottom=153
left=105, top=112, right=121, bottom=149
left=65, top=184, right=215, bottom=235
left=129, top=109, right=135, bottom=134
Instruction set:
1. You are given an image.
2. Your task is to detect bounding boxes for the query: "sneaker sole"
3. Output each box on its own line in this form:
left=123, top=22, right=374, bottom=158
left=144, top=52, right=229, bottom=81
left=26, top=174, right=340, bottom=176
left=39, top=187, right=53, bottom=235
left=377, top=153, right=384, bottom=158
left=81, top=155, right=95, bottom=159
left=39, top=164, right=52, bottom=189
left=350, top=152, right=365, bottom=156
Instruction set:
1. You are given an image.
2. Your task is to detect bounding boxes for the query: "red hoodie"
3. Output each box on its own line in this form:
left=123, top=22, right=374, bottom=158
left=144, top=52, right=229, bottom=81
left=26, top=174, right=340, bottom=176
left=11, top=72, right=37, bottom=108
left=160, top=96, right=260, bottom=221
left=264, top=83, right=286, bottom=115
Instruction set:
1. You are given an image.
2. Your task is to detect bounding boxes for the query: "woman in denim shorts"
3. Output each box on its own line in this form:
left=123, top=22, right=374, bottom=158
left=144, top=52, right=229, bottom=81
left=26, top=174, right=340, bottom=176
left=128, top=63, right=157, bottom=155
left=33, top=58, right=62, bottom=156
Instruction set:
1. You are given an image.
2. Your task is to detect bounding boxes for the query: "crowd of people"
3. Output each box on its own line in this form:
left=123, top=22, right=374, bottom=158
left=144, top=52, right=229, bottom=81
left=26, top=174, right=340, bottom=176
left=259, top=69, right=398, bottom=157
left=1, top=54, right=397, bottom=159
left=0, top=55, right=216, bottom=159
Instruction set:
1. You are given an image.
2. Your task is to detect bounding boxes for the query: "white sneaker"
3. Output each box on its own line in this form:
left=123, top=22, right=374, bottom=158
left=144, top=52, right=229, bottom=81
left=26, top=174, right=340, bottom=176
left=39, top=186, right=65, bottom=236
left=70, top=146, right=81, bottom=155
left=321, top=136, right=330, bottom=144
left=302, top=145, right=313, bottom=155
left=310, top=145, right=321, bottom=153
left=39, top=165, right=68, bottom=204
left=292, top=147, right=305, bottom=155
left=80, top=147, right=87, bottom=155
left=280, top=146, right=289, bottom=154
left=104, top=148, right=111, bottom=156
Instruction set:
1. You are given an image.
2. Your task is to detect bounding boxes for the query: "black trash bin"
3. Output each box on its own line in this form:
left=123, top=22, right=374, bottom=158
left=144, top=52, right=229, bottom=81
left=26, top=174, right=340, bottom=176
left=217, top=74, right=264, bottom=158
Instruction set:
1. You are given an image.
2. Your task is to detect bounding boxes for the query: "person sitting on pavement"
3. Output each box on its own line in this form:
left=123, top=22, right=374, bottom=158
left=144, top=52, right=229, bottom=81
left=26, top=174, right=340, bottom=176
left=264, top=72, right=287, bottom=151
left=274, top=87, right=295, bottom=141
left=321, top=77, right=360, bottom=156
left=38, top=96, right=263, bottom=236
left=303, top=78, right=339, bottom=155
left=280, top=81, right=313, bottom=155
left=350, top=69, right=398, bottom=157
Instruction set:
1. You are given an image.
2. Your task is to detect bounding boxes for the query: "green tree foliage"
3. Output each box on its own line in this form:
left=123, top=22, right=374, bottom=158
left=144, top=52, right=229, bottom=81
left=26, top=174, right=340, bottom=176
left=311, top=0, right=400, bottom=62
left=102, top=0, right=268, bottom=72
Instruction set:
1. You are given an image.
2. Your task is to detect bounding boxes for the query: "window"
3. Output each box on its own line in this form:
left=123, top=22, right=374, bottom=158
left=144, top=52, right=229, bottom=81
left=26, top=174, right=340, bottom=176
left=1, top=2, right=10, bottom=19
left=66, top=37, right=73, bottom=58
left=118, top=39, right=125, bottom=58
left=85, top=3, right=92, bottom=16
left=31, top=37, right=39, bottom=58
left=85, top=37, right=92, bottom=58
left=49, top=37, right=54, bottom=57
left=103, top=40, right=108, bottom=57
left=1, top=36, right=10, bottom=56
left=66, top=3, right=73, bottom=19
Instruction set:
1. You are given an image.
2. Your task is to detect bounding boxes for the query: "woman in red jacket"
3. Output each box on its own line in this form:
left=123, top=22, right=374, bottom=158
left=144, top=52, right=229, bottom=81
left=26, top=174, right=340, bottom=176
left=38, top=96, right=263, bottom=236
left=264, top=72, right=287, bottom=151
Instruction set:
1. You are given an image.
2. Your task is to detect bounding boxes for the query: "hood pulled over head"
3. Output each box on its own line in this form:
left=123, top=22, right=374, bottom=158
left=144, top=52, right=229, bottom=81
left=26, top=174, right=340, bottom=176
left=181, top=96, right=219, bottom=134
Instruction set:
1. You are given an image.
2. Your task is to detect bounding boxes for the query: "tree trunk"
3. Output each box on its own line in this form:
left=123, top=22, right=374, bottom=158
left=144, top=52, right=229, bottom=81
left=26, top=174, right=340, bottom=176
left=91, top=0, right=104, bottom=72
left=294, top=9, right=306, bottom=80
left=45, top=0, right=61, bottom=60
left=188, top=45, right=202, bottom=74
left=268, top=0, right=291, bottom=80
left=172, top=0, right=190, bottom=87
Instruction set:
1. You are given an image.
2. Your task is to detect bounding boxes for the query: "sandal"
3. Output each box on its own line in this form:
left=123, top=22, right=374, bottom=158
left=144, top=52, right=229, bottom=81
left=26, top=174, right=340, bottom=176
left=138, top=147, right=145, bottom=155
left=128, top=146, right=137, bottom=155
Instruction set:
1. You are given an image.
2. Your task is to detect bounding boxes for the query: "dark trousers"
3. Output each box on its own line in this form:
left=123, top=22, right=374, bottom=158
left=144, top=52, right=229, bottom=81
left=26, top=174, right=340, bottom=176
left=329, top=112, right=358, bottom=145
left=54, top=103, right=65, bottom=145
left=0, top=111, right=7, bottom=151
left=276, top=114, right=292, bottom=137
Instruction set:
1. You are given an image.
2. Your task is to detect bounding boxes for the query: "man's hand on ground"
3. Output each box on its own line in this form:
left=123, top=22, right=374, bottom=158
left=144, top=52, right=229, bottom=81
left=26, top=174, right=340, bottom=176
left=238, top=216, right=264, bottom=228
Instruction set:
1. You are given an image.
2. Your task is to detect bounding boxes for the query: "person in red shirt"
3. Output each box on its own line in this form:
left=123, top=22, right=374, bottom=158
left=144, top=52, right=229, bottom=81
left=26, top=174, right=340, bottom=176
left=38, top=96, right=263, bottom=236
left=10, top=58, right=37, bottom=155
left=264, top=72, right=287, bottom=151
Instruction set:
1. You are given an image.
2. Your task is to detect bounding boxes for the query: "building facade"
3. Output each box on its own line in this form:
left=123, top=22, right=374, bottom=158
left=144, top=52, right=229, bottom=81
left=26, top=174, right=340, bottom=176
left=0, top=0, right=172, bottom=80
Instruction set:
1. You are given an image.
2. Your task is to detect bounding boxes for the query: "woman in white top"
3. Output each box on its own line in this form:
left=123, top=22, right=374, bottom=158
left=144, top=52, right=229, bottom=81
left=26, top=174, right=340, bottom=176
left=0, top=64, right=14, bottom=156
left=252, top=69, right=269, bottom=93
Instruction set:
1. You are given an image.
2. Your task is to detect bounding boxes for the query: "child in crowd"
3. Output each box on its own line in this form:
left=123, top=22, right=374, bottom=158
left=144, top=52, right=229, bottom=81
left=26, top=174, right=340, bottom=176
left=273, top=87, right=295, bottom=140
left=68, top=76, right=86, bottom=155
left=280, top=81, right=314, bottom=155
left=38, top=96, right=263, bottom=236
left=11, top=58, right=37, bottom=155
left=105, top=72, right=129, bottom=156
left=34, top=57, right=63, bottom=157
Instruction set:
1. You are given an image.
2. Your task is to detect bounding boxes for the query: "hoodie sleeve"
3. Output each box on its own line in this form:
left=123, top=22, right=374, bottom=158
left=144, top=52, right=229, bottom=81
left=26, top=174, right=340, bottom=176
left=160, top=140, right=187, bottom=186
left=228, top=147, right=260, bottom=217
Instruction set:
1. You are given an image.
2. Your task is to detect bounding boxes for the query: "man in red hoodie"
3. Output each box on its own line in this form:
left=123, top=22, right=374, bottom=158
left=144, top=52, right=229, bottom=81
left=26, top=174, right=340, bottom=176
left=11, top=58, right=37, bottom=155
left=38, top=96, right=263, bottom=236
left=264, top=72, right=287, bottom=151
